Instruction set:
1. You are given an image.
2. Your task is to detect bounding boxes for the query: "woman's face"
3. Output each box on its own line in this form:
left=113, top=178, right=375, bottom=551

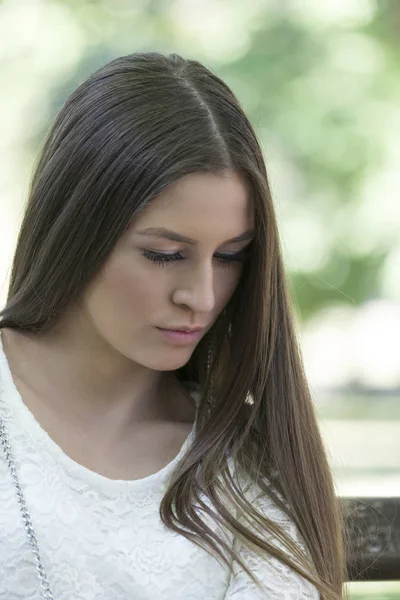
left=81, top=171, right=254, bottom=371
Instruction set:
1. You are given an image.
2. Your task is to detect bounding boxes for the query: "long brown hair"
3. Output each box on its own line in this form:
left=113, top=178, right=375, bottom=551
left=0, top=52, right=349, bottom=598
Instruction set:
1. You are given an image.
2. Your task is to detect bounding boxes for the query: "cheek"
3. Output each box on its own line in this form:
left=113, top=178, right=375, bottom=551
left=213, top=268, right=243, bottom=314
left=86, top=256, right=163, bottom=324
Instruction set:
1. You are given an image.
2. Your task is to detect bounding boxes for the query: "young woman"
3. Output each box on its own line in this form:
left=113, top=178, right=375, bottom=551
left=0, top=52, right=348, bottom=599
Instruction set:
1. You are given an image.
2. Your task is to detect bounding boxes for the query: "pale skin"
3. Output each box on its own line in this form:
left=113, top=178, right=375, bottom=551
left=2, top=170, right=254, bottom=480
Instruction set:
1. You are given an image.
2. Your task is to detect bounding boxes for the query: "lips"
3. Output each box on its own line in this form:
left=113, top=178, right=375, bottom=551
left=171, top=329, right=202, bottom=333
left=156, top=327, right=205, bottom=345
left=159, top=327, right=204, bottom=333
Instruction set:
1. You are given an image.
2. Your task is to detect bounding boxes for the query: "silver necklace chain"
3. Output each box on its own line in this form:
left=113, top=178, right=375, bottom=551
left=0, top=414, right=54, bottom=600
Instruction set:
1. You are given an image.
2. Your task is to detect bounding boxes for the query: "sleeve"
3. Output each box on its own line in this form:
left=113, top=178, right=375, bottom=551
left=223, top=484, right=320, bottom=599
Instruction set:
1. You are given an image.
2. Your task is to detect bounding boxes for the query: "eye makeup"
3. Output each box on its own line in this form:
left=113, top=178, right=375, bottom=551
left=142, top=248, right=251, bottom=268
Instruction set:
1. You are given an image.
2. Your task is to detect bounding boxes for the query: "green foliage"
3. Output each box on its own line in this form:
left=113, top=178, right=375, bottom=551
left=2, top=0, right=399, bottom=321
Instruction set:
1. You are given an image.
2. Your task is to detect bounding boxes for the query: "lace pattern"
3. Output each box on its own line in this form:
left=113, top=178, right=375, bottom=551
left=0, top=331, right=319, bottom=599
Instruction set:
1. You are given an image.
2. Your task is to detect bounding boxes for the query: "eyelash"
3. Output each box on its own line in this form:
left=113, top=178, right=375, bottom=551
left=142, top=249, right=250, bottom=268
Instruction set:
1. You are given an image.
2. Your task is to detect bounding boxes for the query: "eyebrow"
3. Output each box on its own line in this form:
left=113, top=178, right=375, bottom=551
left=135, top=227, right=255, bottom=245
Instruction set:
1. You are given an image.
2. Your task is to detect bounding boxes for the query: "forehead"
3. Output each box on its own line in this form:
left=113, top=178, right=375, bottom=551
left=133, top=171, right=253, bottom=235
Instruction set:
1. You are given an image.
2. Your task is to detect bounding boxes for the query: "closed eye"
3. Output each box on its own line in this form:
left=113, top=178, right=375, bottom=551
left=142, top=248, right=251, bottom=268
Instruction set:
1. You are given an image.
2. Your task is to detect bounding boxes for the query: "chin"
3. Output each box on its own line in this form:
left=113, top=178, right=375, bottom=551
left=145, top=350, right=194, bottom=372
left=159, top=357, right=192, bottom=371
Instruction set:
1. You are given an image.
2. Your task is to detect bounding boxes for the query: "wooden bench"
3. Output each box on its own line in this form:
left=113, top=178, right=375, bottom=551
left=342, top=497, right=400, bottom=581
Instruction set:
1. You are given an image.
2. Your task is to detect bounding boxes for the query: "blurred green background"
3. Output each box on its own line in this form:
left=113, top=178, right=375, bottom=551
left=0, top=0, right=399, bottom=597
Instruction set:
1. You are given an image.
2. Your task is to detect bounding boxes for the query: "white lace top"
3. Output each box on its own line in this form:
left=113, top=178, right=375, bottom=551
left=0, top=330, right=319, bottom=599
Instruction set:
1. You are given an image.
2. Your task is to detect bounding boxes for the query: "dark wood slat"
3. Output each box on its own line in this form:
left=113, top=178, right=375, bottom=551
left=341, top=497, right=400, bottom=581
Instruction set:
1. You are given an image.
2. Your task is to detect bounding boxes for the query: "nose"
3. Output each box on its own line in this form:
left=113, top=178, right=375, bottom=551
left=172, top=261, right=216, bottom=314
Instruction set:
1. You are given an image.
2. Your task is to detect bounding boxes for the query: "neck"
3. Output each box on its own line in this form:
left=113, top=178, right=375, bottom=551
left=0, top=323, right=180, bottom=428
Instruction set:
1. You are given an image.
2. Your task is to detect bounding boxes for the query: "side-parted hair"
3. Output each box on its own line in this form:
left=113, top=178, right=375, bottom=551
left=0, top=52, right=349, bottom=598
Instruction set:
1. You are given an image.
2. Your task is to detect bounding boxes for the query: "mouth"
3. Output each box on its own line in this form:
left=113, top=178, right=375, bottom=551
left=160, top=326, right=204, bottom=333
left=155, top=327, right=204, bottom=345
